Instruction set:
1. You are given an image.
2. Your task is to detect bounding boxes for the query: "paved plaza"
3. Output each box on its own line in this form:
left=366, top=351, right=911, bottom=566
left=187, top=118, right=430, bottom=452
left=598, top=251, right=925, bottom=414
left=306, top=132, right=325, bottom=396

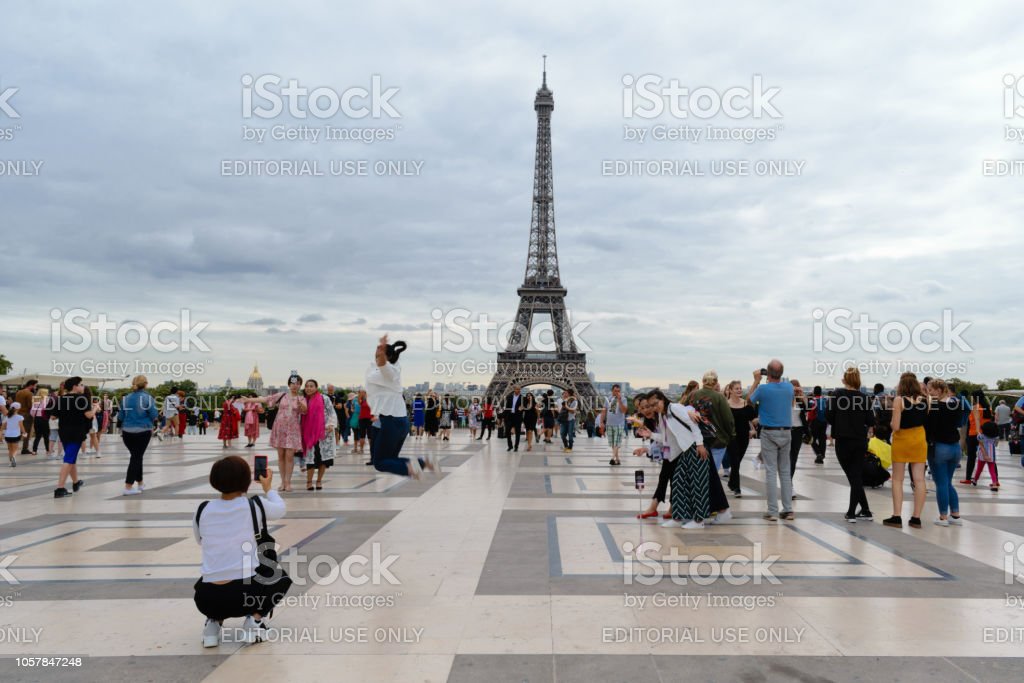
left=1, top=430, right=1023, bottom=682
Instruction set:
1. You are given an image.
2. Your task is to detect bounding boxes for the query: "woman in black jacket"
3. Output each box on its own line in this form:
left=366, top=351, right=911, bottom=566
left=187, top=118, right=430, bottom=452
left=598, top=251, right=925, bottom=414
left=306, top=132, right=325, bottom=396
left=826, top=367, right=875, bottom=522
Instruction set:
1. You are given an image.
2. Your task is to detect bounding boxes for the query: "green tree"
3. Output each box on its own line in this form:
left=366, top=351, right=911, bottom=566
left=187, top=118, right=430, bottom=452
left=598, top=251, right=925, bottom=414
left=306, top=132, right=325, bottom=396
left=996, top=378, right=1022, bottom=391
left=0, top=354, right=12, bottom=376
left=947, top=378, right=988, bottom=395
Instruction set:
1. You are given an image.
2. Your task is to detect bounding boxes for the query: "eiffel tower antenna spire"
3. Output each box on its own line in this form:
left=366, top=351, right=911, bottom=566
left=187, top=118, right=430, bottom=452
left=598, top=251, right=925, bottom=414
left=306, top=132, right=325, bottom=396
left=542, top=54, right=547, bottom=88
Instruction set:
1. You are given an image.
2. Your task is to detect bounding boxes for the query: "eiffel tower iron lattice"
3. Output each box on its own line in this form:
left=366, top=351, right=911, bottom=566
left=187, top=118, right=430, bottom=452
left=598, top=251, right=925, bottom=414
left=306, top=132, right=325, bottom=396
left=484, top=61, right=599, bottom=412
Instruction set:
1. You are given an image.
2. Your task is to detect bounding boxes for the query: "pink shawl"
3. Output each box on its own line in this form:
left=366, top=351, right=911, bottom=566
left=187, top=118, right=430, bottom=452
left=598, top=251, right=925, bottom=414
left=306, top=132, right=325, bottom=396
left=302, top=392, right=325, bottom=452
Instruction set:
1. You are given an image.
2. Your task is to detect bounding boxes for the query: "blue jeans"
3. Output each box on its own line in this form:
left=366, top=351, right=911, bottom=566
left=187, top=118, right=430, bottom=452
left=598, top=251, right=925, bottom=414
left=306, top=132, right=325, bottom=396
left=370, top=415, right=423, bottom=477
left=931, top=442, right=960, bottom=516
left=711, top=446, right=727, bottom=470
left=560, top=419, right=575, bottom=449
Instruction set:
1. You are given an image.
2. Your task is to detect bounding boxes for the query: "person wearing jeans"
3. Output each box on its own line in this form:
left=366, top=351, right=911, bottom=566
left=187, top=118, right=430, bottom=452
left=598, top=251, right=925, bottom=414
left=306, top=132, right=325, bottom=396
left=748, top=360, right=795, bottom=521
left=560, top=389, right=578, bottom=452
left=120, top=375, right=159, bottom=495
left=365, top=335, right=438, bottom=479
left=926, top=379, right=964, bottom=525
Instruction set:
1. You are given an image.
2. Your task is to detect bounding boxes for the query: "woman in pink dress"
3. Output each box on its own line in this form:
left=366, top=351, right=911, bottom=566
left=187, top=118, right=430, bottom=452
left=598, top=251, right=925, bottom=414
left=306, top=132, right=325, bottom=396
left=243, top=401, right=263, bottom=448
left=246, top=374, right=307, bottom=492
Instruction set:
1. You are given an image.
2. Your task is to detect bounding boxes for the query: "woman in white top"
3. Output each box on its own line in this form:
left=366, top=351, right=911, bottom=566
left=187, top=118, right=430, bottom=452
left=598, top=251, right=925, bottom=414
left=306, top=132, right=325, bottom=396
left=4, top=402, right=26, bottom=467
left=365, top=335, right=439, bottom=479
left=193, top=456, right=291, bottom=648
left=635, top=389, right=711, bottom=529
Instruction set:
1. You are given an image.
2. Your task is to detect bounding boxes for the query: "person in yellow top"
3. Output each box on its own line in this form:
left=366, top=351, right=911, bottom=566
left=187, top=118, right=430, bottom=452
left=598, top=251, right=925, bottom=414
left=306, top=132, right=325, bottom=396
left=868, top=425, right=893, bottom=469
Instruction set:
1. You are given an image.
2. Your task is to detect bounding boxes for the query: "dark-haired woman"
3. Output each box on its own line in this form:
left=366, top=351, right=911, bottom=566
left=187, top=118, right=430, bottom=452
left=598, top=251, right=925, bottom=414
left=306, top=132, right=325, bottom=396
left=636, top=389, right=709, bottom=529
left=367, top=335, right=438, bottom=478
left=218, top=395, right=240, bottom=448
left=522, top=392, right=538, bottom=451
left=302, top=380, right=336, bottom=491
left=541, top=390, right=556, bottom=443
left=884, top=372, right=929, bottom=529
left=963, top=389, right=995, bottom=486
left=246, top=377, right=307, bottom=493
left=439, top=394, right=456, bottom=441
left=193, top=456, right=291, bottom=647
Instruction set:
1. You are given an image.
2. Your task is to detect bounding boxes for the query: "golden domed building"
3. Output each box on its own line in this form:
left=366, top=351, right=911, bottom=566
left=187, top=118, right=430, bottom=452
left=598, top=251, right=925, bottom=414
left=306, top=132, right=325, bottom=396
left=247, top=363, right=265, bottom=394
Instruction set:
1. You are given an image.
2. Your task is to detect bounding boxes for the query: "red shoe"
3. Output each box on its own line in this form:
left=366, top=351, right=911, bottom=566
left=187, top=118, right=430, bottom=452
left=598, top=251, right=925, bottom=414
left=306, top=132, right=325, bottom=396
left=958, top=479, right=972, bottom=485
left=637, top=511, right=659, bottom=519
left=662, top=513, right=673, bottom=520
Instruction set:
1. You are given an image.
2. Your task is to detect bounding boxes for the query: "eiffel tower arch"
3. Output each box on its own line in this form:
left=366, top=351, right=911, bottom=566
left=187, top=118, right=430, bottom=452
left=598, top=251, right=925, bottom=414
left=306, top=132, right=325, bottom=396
left=485, top=60, right=599, bottom=414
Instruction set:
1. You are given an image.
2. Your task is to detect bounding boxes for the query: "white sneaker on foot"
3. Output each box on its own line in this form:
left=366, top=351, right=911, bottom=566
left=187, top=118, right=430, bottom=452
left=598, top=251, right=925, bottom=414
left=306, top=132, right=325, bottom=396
left=122, top=488, right=141, bottom=496
left=948, top=516, right=963, bottom=525
left=659, top=519, right=681, bottom=528
left=683, top=520, right=705, bottom=529
left=711, top=510, right=733, bottom=525
left=202, top=619, right=221, bottom=648
left=407, top=458, right=422, bottom=480
left=934, top=518, right=950, bottom=527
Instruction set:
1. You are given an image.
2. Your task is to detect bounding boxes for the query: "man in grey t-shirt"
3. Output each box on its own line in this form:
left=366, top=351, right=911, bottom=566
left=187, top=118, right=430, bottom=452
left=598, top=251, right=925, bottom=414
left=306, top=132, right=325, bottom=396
left=602, top=384, right=627, bottom=465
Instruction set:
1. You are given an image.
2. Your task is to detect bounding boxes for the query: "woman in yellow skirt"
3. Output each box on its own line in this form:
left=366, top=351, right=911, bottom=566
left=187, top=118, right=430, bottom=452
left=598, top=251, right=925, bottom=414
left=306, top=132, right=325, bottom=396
left=884, top=372, right=929, bottom=529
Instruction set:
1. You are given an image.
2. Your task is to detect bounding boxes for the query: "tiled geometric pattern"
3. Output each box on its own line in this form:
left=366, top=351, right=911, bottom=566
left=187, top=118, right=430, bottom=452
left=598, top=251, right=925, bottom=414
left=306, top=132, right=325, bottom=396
left=1, top=430, right=1024, bottom=681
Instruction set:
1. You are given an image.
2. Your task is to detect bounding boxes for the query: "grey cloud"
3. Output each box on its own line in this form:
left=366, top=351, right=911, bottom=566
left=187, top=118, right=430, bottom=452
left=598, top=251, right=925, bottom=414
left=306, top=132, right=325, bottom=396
left=297, top=314, right=326, bottom=323
left=244, top=318, right=286, bottom=326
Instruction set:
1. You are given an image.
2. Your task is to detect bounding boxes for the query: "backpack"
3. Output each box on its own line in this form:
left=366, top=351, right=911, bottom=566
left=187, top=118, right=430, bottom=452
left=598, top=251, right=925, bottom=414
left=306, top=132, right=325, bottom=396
left=815, top=397, right=828, bottom=423
left=862, top=453, right=891, bottom=488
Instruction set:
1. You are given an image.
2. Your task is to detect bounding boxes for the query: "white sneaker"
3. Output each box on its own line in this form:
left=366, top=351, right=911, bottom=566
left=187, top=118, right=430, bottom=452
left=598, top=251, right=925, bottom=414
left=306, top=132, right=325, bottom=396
left=934, top=518, right=950, bottom=527
left=948, top=516, right=963, bottom=526
left=683, top=520, right=705, bottom=530
left=138, top=484, right=146, bottom=492
left=660, top=519, right=681, bottom=528
left=202, top=619, right=221, bottom=648
left=710, top=510, right=733, bottom=525
left=122, top=488, right=141, bottom=496
left=240, top=615, right=266, bottom=644
left=407, top=458, right=422, bottom=480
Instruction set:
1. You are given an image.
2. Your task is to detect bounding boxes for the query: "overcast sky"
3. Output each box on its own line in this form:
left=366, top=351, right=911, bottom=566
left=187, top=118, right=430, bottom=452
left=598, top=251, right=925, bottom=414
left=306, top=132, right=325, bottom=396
left=1, top=0, right=1021, bottom=392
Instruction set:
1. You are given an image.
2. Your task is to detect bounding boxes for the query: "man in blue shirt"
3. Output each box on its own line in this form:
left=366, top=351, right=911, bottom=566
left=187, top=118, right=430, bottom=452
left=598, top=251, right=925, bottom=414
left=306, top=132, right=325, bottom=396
left=748, top=359, right=795, bottom=521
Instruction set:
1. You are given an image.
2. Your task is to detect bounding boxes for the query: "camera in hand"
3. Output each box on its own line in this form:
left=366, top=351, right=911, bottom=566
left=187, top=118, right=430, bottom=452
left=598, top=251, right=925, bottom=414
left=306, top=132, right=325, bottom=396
left=760, top=368, right=768, bottom=377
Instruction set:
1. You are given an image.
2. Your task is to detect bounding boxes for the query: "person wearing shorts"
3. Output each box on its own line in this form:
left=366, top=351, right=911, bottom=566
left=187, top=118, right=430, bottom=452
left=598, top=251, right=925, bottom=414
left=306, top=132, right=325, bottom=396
left=162, top=388, right=182, bottom=438
left=603, top=384, right=627, bottom=466
left=53, top=377, right=94, bottom=498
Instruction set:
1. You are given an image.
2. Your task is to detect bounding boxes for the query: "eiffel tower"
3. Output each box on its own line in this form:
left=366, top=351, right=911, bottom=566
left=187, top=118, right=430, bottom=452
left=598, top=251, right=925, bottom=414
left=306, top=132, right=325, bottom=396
left=485, top=59, right=598, bottom=412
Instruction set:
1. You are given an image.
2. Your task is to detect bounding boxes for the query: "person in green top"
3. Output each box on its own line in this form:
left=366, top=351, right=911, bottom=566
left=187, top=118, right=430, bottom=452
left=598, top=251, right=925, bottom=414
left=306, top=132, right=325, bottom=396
left=687, top=371, right=736, bottom=472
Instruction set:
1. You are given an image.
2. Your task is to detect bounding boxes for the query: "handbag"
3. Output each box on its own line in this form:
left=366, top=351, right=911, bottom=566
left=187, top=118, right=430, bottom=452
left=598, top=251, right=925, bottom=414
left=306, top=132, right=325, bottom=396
left=248, top=496, right=284, bottom=581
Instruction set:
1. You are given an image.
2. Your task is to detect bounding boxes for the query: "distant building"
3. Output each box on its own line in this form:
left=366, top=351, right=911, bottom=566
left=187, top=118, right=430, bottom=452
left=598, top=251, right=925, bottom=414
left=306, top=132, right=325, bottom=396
left=224, top=378, right=233, bottom=389
left=247, top=363, right=264, bottom=394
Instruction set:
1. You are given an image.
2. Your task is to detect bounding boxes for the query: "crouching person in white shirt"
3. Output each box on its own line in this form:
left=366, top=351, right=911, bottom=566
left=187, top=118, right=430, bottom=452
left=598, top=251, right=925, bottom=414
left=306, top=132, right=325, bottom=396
left=193, top=455, right=291, bottom=647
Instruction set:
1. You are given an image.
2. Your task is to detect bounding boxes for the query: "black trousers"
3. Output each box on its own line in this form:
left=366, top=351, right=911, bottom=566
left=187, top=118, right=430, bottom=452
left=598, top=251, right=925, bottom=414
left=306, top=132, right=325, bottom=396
left=811, top=422, right=827, bottom=459
left=194, top=574, right=292, bottom=621
left=32, top=417, right=50, bottom=452
left=965, top=434, right=978, bottom=480
left=122, top=430, right=151, bottom=485
left=653, top=457, right=676, bottom=503
left=790, top=427, right=804, bottom=478
left=477, top=418, right=494, bottom=439
left=727, top=436, right=750, bottom=493
left=835, top=437, right=870, bottom=516
left=505, top=415, right=522, bottom=450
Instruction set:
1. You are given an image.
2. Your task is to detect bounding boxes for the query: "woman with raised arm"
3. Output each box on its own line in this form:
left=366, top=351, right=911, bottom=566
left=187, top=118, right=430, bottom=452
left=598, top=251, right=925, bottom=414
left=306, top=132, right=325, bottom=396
left=245, top=375, right=307, bottom=492
left=366, top=335, right=438, bottom=478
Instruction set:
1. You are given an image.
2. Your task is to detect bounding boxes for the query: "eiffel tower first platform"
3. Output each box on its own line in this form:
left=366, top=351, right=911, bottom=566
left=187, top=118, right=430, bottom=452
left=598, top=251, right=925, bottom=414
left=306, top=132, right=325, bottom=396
left=484, top=61, right=599, bottom=412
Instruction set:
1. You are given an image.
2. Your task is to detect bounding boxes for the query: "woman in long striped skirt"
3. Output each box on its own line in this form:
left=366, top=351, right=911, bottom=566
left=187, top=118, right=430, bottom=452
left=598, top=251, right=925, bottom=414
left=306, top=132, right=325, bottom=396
left=636, top=389, right=710, bottom=529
